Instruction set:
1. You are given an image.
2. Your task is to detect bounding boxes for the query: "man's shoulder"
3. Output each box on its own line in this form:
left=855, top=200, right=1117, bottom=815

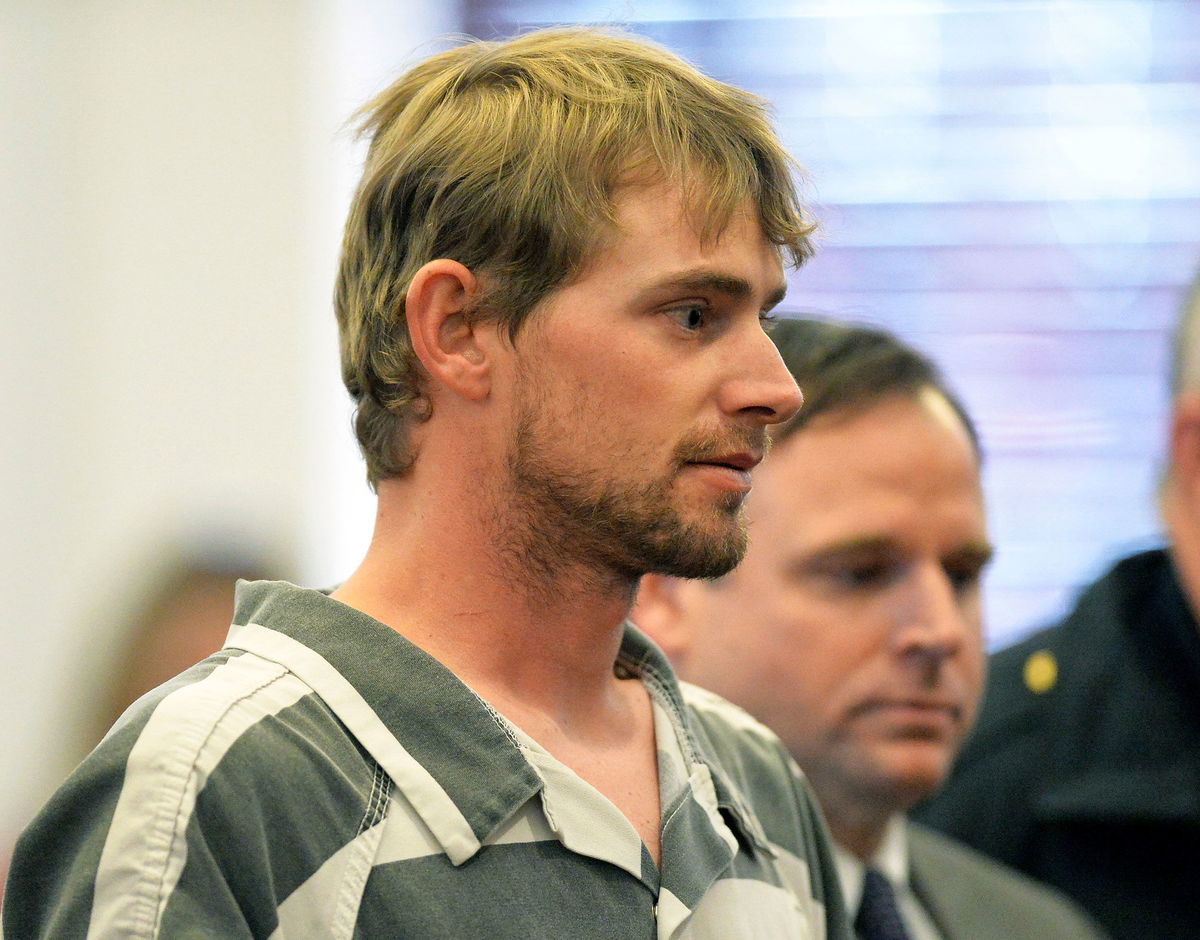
left=679, top=680, right=786, bottom=744
left=909, top=551, right=1160, bottom=850
left=676, top=682, right=822, bottom=841
left=8, top=646, right=378, bottom=937
left=678, top=680, right=803, bottom=782
left=675, top=682, right=852, bottom=939
left=992, top=548, right=1176, bottom=668
left=908, top=823, right=1108, bottom=939
left=28, top=644, right=375, bottom=840
left=123, top=643, right=355, bottom=762
left=966, top=547, right=1173, bottom=754
left=965, top=625, right=1062, bottom=747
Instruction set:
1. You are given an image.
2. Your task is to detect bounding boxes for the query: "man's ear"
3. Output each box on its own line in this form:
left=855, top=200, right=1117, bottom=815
left=632, top=574, right=696, bottom=667
left=1170, top=392, right=1200, bottom=508
left=405, top=259, right=494, bottom=402
left=1164, top=393, right=1200, bottom=617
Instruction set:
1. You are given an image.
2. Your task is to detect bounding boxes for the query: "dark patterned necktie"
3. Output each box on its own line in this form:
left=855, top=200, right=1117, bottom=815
left=855, top=867, right=912, bottom=940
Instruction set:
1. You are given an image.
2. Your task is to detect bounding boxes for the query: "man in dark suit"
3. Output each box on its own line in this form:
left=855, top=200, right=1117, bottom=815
left=636, top=318, right=1107, bottom=939
left=917, top=272, right=1200, bottom=940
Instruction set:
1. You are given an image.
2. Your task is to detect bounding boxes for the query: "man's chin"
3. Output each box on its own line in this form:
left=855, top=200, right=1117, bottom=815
left=651, top=554, right=742, bottom=581
left=642, top=521, right=747, bottom=580
left=873, top=751, right=955, bottom=808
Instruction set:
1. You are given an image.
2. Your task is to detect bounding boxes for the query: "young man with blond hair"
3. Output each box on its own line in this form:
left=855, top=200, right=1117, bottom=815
left=6, top=29, right=850, bottom=938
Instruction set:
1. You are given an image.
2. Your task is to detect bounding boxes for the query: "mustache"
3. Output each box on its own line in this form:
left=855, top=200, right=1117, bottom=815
left=673, top=427, right=770, bottom=465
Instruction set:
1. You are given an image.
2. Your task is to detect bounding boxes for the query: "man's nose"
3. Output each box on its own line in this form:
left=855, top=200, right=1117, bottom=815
left=892, top=564, right=972, bottom=660
left=719, top=326, right=804, bottom=426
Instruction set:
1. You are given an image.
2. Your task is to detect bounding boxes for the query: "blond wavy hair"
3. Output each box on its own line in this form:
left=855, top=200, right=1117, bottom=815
left=336, top=27, right=819, bottom=486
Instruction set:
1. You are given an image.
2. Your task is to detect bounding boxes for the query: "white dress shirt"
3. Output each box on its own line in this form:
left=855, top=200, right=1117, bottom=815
left=833, top=815, right=944, bottom=940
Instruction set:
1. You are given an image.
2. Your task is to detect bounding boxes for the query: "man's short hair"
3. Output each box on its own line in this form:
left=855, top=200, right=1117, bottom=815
left=336, top=27, right=819, bottom=486
left=769, top=317, right=980, bottom=454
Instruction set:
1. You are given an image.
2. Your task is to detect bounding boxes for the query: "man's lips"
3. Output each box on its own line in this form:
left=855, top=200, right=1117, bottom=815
left=700, top=453, right=758, bottom=475
left=682, top=452, right=763, bottom=493
left=850, top=698, right=964, bottom=730
left=686, top=451, right=763, bottom=472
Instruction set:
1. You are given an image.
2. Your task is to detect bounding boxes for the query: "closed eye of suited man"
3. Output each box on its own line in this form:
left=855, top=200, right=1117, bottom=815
left=635, top=317, right=1108, bottom=940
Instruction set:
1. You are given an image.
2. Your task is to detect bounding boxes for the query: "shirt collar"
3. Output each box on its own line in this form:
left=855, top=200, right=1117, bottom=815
left=227, top=580, right=541, bottom=862
left=833, top=814, right=911, bottom=913
left=226, top=580, right=770, bottom=865
left=617, top=624, right=774, bottom=857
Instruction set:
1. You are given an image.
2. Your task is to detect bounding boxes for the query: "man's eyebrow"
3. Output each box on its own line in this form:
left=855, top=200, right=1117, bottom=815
left=805, top=536, right=897, bottom=559
left=651, top=271, right=788, bottom=310
left=949, top=542, right=997, bottom=567
left=780, top=537, right=895, bottom=576
left=799, top=536, right=996, bottom=564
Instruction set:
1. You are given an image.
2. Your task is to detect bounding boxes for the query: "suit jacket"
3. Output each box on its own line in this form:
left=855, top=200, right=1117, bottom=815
left=915, top=549, right=1200, bottom=939
left=907, top=823, right=1107, bottom=940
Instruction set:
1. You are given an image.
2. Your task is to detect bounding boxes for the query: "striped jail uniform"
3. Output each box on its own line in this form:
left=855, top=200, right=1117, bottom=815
left=5, top=580, right=851, bottom=939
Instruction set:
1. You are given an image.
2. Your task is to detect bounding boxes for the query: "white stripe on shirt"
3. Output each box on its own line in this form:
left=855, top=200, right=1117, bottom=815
left=224, top=622, right=482, bottom=865
left=89, top=655, right=308, bottom=938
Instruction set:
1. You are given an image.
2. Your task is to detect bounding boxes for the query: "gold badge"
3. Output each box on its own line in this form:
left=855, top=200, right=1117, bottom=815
left=1023, top=649, right=1057, bottom=694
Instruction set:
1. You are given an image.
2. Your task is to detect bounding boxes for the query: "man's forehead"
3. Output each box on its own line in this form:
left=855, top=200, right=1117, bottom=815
left=567, top=192, right=785, bottom=306
left=751, top=404, right=986, bottom=519
left=772, top=387, right=979, bottom=463
left=607, top=175, right=769, bottom=246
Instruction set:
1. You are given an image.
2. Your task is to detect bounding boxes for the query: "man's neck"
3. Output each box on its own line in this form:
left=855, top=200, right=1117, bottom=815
left=816, top=783, right=896, bottom=862
left=331, top=473, right=665, bottom=863
left=331, top=474, right=640, bottom=733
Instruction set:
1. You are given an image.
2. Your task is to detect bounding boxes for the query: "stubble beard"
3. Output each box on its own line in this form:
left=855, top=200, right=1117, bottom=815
left=501, top=399, right=756, bottom=591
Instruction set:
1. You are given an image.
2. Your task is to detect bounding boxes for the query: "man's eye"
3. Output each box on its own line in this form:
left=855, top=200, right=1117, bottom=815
left=946, top=564, right=985, bottom=594
left=839, top=565, right=888, bottom=588
left=821, top=563, right=893, bottom=591
left=667, top=305, right=707, bottom=331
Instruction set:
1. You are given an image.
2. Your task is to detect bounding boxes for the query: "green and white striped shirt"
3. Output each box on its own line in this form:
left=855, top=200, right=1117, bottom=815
left=6, top=580, right=850, bottom=938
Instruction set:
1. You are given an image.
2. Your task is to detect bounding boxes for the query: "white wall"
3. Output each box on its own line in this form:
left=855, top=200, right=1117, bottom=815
left=0, top=0, right=458, bottom=844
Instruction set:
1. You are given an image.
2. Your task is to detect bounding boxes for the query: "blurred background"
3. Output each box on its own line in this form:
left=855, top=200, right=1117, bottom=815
left=3, top=0, right=1199, bottom=855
